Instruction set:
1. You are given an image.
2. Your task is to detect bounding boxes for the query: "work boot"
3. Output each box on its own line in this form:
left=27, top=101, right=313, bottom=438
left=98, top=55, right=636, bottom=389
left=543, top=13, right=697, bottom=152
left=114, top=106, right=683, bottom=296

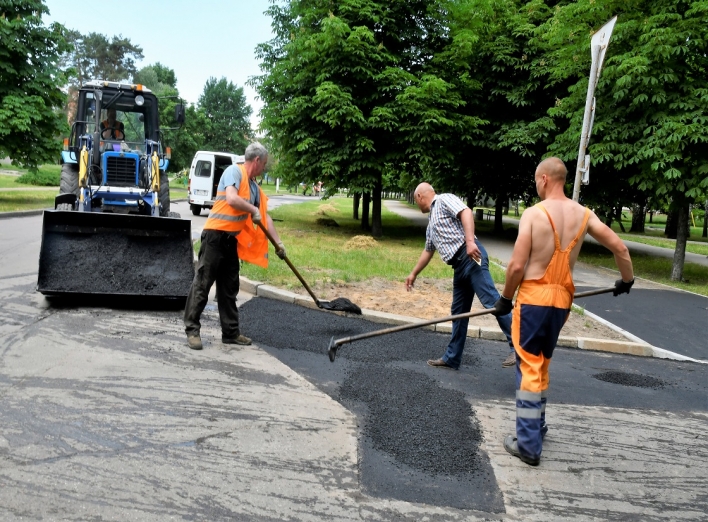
left=187, top=334, right=202, bottom=350
left=502, top=351, right=516, bottom=368
left=222, top=334, right=251, bottom=346
left=503, top=435, right=540, bottom=466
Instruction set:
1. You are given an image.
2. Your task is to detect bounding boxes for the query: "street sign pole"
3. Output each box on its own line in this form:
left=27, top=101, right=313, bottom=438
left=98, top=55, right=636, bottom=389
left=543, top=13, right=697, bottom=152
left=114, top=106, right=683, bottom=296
left=572, top=16, right=617, bottom=202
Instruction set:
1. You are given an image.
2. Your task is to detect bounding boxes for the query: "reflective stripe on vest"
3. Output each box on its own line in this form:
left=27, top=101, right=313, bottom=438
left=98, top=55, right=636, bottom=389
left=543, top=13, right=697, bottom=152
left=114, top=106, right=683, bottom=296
left=203, top=164, right=270, bottom=268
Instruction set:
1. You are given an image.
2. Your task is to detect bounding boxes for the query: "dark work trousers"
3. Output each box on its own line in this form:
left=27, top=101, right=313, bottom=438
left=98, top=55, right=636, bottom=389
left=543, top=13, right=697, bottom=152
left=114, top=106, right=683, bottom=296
left=184, top=229, right=240, bottom=338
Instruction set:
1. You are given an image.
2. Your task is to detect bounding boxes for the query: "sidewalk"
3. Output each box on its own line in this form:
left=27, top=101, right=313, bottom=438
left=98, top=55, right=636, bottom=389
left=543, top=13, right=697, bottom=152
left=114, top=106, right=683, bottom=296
left=384, top=200, right=707, bottom=362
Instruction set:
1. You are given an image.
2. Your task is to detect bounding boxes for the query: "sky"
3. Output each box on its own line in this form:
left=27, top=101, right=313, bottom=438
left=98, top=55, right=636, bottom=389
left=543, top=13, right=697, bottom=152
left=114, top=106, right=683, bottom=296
left=44, top=0, right=277, bottom=130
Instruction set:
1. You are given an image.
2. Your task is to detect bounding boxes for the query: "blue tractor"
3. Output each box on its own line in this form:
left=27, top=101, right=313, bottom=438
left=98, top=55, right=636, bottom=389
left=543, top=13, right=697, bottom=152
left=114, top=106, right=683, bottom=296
left=37, top=80, right=195, bottom=299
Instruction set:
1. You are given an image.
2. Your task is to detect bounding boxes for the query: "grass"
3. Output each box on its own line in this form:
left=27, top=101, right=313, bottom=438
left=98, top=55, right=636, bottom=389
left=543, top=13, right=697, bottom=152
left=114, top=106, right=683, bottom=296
left=0, top=174, right=38, bottom=188
left=579, top=242, right=708, bottom=296
left=0, top=190, right=56, bottom=212
left=15, top=165, right=61, bottom=186
left=224, top=196, right=506, bottom=293
left=617, top=233, right=708, bottom=256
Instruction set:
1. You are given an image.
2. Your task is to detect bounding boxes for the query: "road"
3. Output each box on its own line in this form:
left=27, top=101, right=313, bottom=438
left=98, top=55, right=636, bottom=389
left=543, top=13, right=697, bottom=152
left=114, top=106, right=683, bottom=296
left=0, top=203, right=706, bottom=520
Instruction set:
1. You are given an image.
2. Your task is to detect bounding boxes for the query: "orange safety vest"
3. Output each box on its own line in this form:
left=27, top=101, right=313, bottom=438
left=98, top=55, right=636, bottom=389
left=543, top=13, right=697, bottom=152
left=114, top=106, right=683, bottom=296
left=101, top=120, right=124, bottom=140
left=203, top=164, right=270, bottom=268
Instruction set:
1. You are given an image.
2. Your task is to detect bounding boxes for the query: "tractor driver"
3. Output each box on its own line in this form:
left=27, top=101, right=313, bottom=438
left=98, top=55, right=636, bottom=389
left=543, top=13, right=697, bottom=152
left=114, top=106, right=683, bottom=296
left=100, top=108, right=125, bottom=140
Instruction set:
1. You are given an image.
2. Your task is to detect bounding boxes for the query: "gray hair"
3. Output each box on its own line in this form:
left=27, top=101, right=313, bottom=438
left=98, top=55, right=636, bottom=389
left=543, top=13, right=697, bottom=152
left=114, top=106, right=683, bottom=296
left=244, top=142, right=268, bottom=162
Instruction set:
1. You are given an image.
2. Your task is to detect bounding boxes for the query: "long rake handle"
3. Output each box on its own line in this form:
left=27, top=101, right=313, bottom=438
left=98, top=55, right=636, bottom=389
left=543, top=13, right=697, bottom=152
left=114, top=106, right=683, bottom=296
left=257, top=221, right=321, bottom=306
left=334, top=308, right=496, bottom=348
left=574, top=287, right=615, bottom=298
left=332, top=286, right=615, bottom=348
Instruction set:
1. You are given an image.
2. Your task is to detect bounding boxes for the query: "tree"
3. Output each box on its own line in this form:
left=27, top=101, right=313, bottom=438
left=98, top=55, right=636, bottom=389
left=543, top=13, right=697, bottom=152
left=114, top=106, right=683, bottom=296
left=0, top=1, right=71, bottom=170
left=63, top=31, right=144, bottom=86
left=198, top=77, right=252, bottom=154
left=536, top=0, right=708, bottom=281
left=255, top=0, right=466, bottom=237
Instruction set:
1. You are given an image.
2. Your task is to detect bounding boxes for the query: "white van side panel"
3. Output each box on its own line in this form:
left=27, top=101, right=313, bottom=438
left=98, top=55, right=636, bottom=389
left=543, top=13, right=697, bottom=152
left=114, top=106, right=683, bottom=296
left=188, top=151, right=244, bottom=209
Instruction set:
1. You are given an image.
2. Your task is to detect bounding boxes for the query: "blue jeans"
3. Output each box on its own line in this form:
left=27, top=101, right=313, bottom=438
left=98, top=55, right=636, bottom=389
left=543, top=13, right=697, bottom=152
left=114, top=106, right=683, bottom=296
left=442, top=240, right=513, bottom=369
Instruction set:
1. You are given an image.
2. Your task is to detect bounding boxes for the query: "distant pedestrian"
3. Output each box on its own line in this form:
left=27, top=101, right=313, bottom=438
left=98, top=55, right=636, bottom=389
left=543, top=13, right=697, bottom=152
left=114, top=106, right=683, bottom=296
left=184, top=142, right=286, bottom=350
left=492, top=157, right=634, bottom=466
left=405, top=182, right=514, bottom=370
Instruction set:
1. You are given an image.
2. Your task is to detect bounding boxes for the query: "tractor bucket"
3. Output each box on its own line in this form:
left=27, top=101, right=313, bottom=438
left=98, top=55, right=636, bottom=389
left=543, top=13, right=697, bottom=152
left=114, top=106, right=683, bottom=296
left=37, top=210, right=195, bottom=298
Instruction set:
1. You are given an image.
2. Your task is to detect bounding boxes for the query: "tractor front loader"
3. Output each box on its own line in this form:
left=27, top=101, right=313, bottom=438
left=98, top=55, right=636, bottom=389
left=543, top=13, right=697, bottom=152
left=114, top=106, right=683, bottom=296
left=37, top=80, right=194, bottom=299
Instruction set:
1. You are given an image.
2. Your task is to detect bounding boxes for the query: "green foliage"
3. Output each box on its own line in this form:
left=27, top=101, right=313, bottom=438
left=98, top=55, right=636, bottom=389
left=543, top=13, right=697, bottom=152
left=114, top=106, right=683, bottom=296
left=133, top=63, right=177, bottom=94
left=538, top=0, right=708, bottom=206
left=254, top=0, right=471, bottom=235
left=0, top=1, right=71, bottom=170
left=198, top=77, right=252, bottom=154
left=62, top=30, right=144, bottom=86
left=15, top=164, right=61, bottom=186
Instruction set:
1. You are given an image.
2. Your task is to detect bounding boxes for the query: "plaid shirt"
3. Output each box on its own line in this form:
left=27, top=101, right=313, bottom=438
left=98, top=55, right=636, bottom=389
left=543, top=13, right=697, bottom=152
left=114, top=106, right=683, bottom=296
left=425, top=194, right=472, bottom=263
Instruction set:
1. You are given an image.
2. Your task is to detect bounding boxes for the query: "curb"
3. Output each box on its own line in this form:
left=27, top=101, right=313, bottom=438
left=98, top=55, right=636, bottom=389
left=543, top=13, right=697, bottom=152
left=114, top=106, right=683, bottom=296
left=239, top=276, right=707, bottom=365
left=0, top=208, right=47, bottom=219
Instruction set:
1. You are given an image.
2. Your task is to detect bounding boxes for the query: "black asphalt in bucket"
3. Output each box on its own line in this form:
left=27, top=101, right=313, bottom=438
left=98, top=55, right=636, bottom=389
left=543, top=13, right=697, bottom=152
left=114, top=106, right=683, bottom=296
left=37, top=210, right=194, bottom=298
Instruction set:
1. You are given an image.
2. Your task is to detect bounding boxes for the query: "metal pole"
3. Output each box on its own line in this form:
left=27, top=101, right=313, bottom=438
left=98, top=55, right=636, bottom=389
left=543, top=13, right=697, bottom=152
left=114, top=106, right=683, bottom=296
left=571, top=16, right=618, bottom=202
left=572, top=45, right=601, bottom=202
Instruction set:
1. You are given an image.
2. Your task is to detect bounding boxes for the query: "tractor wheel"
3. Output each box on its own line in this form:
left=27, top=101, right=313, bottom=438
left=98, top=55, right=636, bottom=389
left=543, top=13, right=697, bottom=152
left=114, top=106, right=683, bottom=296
left=159, top=170, right=170, bottom=217
left=190, top=204, right=201, bottom=216
left=60, top=163, right=79, bottom=196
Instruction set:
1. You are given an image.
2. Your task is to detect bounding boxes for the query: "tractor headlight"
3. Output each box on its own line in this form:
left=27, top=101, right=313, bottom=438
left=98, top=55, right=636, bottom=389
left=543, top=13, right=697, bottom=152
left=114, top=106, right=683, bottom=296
left=135, top=95, right=145, bottom=107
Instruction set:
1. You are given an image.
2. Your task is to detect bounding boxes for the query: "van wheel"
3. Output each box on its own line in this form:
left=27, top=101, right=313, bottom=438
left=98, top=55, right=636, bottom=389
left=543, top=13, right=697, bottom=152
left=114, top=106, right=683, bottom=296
left=190, top=204, right=201, bottom=216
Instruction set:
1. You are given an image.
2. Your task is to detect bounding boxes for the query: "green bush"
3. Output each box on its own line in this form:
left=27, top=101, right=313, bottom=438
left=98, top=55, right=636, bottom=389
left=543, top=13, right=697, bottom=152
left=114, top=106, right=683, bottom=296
left=15, top=166, right=61, bottom=186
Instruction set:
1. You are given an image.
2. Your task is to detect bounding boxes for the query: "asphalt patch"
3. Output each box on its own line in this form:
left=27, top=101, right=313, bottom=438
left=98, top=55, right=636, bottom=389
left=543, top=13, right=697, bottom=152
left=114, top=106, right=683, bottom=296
left=240, top=297, right=503, bottom=512
left=593, top=371, right=667, bottom=389
left=340, top=365, right=484, bottom=475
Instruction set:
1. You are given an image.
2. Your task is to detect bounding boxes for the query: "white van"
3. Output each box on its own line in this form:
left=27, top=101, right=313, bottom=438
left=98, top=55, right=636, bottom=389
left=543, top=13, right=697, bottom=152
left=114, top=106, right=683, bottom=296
left=188, top=151, right=245, bottom=215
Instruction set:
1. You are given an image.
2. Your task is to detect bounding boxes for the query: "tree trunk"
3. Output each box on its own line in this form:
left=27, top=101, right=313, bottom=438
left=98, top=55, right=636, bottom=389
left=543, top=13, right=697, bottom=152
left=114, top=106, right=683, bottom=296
left=648, top=211, right=653, bottom=223
left=353, top=192, right=360, bottom=220
left=615, top=207, right=626, bottom=233
left=630, top=202, right=646, bottom=233
left=703, top=199, right=708, bottom=238
left=664, top=210, right=678, bottom=239
left=671, top=204, right=689, bottom=281
left=494, top=196, right=504, bottom=234
left=371, top=176, right=382, bottom=238
left=361, top=192, right=371, bottom=231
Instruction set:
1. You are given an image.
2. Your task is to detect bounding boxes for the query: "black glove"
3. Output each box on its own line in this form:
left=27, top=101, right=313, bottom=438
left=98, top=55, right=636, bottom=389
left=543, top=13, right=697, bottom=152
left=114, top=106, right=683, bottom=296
left=492, top=296, right=513, bottom=317
left=613, top=278, right=634, bottom=296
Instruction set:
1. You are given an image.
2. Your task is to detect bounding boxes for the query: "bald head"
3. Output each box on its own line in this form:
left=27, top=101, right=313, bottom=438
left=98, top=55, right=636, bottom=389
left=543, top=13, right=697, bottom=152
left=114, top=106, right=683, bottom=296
left=414, top=182, right=436, bottom=213
left=534, top=157, right=569, bottom=200
left=536, top=157, right=567, bottom=182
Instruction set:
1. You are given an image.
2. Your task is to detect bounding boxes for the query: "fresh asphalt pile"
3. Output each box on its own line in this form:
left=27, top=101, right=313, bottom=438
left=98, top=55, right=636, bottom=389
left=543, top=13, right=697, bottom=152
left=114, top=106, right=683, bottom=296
left=240, top=296, right=708, bottom=512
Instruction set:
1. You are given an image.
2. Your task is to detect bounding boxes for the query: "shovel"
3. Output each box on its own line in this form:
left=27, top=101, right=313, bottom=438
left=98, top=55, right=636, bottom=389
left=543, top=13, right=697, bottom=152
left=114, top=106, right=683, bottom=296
left=327, top=286, right=617, bottom=362
left=257, top=222, right=361, bottom=314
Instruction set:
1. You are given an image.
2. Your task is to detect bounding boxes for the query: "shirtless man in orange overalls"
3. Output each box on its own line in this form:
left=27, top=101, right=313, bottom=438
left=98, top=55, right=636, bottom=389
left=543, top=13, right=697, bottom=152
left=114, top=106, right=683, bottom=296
left=492, top=157, right=635, bottom=466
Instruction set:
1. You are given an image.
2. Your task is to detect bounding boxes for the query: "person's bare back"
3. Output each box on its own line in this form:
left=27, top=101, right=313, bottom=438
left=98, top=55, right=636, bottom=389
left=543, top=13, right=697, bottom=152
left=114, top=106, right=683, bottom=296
left=499, top=157, right=633, bottom=300
left=523, top=199, right=588, bottom=281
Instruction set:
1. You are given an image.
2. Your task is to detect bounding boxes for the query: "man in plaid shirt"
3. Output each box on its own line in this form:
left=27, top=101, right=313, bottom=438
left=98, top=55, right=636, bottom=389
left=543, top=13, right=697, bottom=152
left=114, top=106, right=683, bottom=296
left=405, top=183, right=514, bottom=369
